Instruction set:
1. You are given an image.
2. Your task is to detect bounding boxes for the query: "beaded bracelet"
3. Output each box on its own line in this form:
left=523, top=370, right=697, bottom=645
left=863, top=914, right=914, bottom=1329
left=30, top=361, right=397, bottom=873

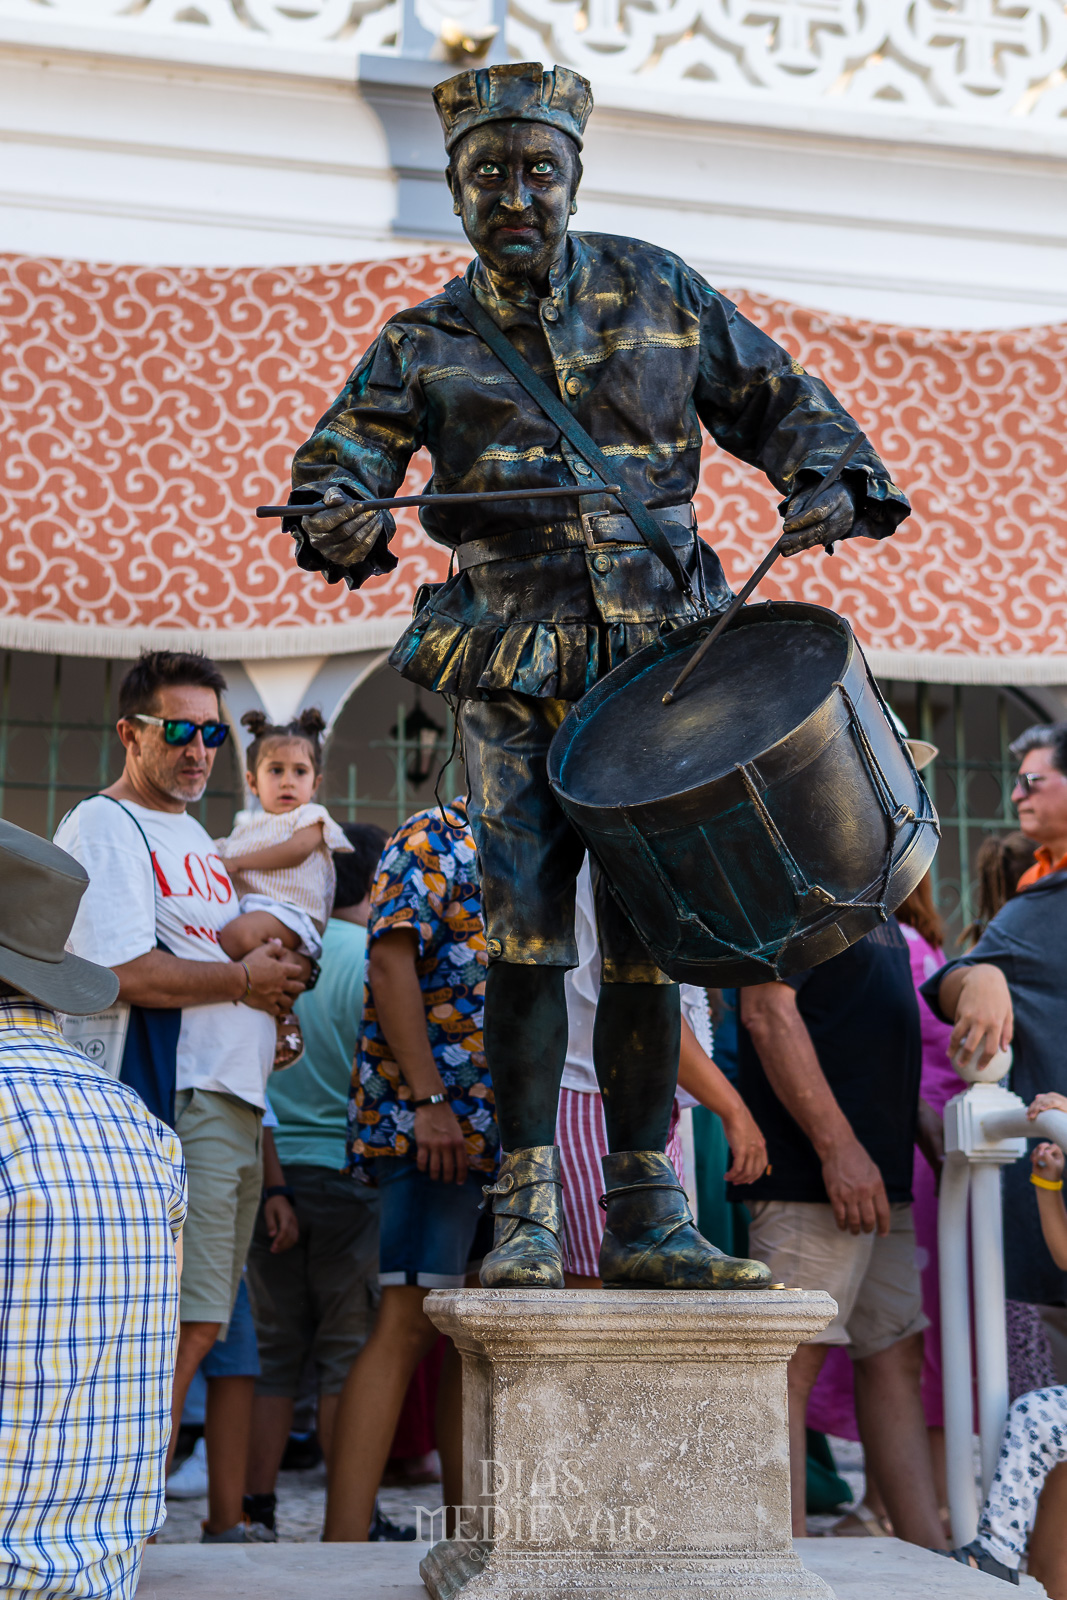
left=1031, top=1173, right=1063, bottom=1192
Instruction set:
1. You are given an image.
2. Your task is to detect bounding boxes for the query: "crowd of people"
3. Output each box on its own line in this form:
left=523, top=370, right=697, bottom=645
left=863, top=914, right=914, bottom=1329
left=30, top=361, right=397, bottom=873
left=1, top=644, right=1067, bottom=1596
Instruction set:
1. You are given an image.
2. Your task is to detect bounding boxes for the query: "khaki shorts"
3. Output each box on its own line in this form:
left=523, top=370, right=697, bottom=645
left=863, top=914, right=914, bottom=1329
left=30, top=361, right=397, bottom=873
left=174, top=1087, right=263, bottom=1328
left=747, top=1200, right=928, bottom=1362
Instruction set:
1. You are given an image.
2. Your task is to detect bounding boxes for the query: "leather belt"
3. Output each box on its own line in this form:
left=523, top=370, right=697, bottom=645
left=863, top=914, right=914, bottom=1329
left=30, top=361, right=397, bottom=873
left=455, top=503, right=697, bottom=572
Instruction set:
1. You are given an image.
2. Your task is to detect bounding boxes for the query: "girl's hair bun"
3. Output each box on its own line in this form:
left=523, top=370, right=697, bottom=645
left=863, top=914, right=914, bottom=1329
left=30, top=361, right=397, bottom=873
left=240, top=709, right=271, bottom=737
left=296, top=707, right=327, bottom=738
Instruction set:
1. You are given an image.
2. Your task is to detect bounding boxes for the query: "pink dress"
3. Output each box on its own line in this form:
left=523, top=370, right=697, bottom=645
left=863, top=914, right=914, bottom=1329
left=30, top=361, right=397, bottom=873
left=806, top=925, right=958, bottom=1438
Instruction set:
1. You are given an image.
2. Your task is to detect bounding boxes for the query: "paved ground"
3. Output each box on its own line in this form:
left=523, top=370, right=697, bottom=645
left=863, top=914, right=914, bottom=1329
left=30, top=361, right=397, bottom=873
left=161, top=1436, right=864, bottom=1544
left=161, top=1439, right=863, bottom=1545
left=160, top=1463, right=444, bottom=1544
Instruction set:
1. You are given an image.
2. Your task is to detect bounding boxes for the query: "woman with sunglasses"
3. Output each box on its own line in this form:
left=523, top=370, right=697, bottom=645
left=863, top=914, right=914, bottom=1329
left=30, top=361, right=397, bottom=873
left=923, top=722, right=1067, bottom=1485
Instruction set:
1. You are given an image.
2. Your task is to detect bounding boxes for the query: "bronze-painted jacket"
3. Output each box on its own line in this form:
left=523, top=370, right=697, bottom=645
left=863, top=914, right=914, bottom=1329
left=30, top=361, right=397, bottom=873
left=288, top=234, right=909, bottom=700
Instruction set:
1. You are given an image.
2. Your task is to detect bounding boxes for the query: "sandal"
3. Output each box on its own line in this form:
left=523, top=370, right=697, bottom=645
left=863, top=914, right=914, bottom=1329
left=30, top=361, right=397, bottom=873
left=273, top=1013, right=304, bottom=1071
left=941, top=1540, right=1019, bottom=1585
left=832, top=1502, right=892, bottom=1537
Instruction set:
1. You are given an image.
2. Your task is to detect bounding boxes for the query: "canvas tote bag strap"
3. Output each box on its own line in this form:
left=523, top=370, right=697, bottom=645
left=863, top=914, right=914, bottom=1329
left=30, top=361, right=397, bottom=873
left=443, top=277, right=695, bottom=604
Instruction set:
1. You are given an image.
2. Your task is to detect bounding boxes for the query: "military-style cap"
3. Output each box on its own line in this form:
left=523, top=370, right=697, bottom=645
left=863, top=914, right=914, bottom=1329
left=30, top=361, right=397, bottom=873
left=433, top=61, right=593, bottom=154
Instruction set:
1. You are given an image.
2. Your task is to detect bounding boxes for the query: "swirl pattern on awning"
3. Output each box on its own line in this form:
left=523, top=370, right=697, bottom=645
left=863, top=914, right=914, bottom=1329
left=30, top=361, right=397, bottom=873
left=0, top=251, right=1065, bottom=672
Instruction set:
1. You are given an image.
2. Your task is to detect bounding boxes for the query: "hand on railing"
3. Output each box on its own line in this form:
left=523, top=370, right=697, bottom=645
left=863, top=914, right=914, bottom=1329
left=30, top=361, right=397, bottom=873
left=947, top=963, right=1013, bottom=1070
left=1028, top=1091, right=1067, bottom=1128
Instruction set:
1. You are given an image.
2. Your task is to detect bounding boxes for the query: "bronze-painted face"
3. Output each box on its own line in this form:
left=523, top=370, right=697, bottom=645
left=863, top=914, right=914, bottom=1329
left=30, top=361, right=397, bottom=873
left=447, top=121, right=580, bottom=291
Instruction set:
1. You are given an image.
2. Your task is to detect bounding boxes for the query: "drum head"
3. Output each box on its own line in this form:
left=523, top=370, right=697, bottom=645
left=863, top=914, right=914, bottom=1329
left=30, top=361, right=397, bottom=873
left=561, top=610, right=850, bottom=809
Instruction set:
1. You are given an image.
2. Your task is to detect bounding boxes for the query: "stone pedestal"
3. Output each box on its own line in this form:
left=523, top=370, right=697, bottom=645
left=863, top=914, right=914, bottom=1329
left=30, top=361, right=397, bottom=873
left=419, top=1288, right=837, bottom=1600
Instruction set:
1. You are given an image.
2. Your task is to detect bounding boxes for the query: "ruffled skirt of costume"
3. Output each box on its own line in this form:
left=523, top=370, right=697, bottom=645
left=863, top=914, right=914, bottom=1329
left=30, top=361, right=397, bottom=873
left=388, top=541, right=731, bottom=702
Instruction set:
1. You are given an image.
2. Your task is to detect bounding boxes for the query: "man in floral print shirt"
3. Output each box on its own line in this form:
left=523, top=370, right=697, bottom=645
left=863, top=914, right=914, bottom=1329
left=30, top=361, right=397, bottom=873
left=324, top=799, right=495, bottom=1541
left=350, top=798, right=495, bottom=1179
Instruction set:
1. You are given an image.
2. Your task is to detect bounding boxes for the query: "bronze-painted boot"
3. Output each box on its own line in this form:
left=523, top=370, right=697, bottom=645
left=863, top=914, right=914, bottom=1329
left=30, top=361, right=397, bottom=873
left=599, top=1150, right=773, bottom=1290
left=479, top=1146, right=565, bottom=1289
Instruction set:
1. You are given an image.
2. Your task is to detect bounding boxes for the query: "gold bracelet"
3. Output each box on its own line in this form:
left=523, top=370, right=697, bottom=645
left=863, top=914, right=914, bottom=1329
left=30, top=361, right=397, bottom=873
left=1031, top=1173, right=1063, bottom=1192
left=240, top=961, right=252, bottom=998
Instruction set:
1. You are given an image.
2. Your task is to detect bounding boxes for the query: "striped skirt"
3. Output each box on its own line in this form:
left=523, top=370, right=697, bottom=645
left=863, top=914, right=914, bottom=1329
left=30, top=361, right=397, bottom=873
left=555, top=1088, right=685, bottom=1280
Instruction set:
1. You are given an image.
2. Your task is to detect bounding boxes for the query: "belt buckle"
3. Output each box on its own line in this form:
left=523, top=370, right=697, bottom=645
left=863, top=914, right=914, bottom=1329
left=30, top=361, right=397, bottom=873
left=581, top=511, right=612, bottom=550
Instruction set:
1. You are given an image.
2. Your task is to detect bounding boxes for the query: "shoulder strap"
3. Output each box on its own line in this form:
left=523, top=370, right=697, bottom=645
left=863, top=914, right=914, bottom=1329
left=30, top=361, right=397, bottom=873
left=72, top=792, right=156, bottom=861
left=443, top=276, right=694, bottom=603
left=71, top=795, right=175, bottom=959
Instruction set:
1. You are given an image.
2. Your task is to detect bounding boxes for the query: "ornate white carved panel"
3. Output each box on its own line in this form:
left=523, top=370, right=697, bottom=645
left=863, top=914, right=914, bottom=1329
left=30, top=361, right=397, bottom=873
left=896, top=0, right=1067, bottom=107
left=2, top=0, right=1067, bottom=121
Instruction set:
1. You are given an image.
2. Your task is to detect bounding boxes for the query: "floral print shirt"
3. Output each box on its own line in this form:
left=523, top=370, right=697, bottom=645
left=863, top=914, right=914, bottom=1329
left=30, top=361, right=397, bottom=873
left=348, top=802, right=496, bottom=1175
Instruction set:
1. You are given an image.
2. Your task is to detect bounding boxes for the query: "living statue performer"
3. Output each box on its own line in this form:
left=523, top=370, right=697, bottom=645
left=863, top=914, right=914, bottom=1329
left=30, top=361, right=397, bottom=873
left=285, top=62, right=910, bottom=1293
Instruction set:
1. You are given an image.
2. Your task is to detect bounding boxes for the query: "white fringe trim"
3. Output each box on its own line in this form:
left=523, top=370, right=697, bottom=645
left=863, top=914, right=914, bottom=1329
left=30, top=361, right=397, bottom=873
left=1, top=614, right=1066, bottom=687
left=0, top=615, right=409, bottom=661
left=864, top=649, right=1067, bottom=686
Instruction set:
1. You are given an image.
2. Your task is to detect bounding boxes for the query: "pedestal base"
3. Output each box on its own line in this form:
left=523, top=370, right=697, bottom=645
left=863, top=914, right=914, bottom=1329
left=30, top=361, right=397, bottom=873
left=419, top=1288, right=838, bottom=1600
left=421, top=1543, right=833, bottom=1600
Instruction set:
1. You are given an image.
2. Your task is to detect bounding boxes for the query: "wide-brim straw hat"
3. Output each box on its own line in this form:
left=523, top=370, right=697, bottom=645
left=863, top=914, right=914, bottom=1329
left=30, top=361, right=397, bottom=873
left=888, top=709, right=938, bottom=772
left=0, top=819, right=119, bottom=1014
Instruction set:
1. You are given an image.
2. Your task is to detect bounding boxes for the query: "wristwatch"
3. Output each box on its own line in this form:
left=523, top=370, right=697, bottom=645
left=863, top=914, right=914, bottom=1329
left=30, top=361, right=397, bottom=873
left=262, top=1184, right=296, bottom=1203
left=412, top=1093, right=447, bottom=1109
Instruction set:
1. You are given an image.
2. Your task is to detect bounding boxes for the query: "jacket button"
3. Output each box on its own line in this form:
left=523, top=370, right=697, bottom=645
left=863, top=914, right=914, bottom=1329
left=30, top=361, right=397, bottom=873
left=592, top=554, right=612, bottom=574
left=574, top=460, right=592, bottom=476
left=565, top=376, right=582, bottom=396
left=542, top=304, right=559, bottom=323
left=486, top=938, right=502, bottom=958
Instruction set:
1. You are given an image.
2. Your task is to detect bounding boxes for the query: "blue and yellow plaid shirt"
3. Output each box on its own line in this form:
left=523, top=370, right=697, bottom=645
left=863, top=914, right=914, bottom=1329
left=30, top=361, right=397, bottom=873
left=0, top=1000, right=186, bottom=1599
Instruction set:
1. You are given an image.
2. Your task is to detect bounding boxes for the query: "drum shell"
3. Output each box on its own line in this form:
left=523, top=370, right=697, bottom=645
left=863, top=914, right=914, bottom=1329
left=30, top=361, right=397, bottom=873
left=547, top=601, right=938, bottom=986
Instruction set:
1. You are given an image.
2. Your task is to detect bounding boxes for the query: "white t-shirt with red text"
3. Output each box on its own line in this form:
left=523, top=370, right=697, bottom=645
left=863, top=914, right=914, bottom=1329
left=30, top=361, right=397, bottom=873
left=55, top=796, right=275, bottom=1108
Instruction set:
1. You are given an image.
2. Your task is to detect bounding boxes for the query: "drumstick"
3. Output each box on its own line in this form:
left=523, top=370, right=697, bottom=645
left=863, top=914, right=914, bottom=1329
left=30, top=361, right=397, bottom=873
left=661, top=433, right=866, bottom=707
left=256, top=484, right=621, bottom=518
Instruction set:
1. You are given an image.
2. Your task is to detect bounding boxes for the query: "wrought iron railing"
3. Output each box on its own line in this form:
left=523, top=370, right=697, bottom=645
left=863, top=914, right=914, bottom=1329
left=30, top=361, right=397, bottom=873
left=0, top=649, right=1051, bottom=925
left=884, top=680, right=1051, bottom=941
left=0, top=649, right=463, bottom=844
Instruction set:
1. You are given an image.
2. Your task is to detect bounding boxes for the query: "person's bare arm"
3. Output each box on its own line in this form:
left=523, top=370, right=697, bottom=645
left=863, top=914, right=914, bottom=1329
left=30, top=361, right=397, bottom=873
left=221, top=822, right=323, bottom=876
left=261, top=1128, right=299, bottom=1254
left=739, top=981, right=891, bottom=1236
left=936, top=963, right=1013, bottom=1067
left=916, top=1098, right=945, bottom=1188
left=369, top=927, right=469, bottom=1184
left=677, top=1016, right=767, bottom=1186
left=113, top=940, right=306, bottom=1016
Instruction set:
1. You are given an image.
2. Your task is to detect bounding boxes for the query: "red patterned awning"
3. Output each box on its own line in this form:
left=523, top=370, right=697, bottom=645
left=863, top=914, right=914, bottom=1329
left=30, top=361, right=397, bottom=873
left=1, top=251, right=1065, bottom=679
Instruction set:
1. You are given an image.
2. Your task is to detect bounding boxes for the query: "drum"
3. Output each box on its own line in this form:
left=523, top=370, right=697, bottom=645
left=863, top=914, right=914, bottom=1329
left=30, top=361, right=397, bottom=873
left=548, top=601, right=939, bottom=986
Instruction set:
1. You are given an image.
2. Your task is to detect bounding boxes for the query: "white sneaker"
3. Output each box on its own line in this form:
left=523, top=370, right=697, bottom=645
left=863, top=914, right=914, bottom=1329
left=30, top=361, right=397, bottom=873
left=166, top=1437, right=208, bottom=1500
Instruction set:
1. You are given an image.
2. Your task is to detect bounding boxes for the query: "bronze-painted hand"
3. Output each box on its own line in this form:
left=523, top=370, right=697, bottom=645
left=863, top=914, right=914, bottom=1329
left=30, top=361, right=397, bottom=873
left=300, top=485, right=393, bottom=568
left=779, top=478, right=855, bottom=557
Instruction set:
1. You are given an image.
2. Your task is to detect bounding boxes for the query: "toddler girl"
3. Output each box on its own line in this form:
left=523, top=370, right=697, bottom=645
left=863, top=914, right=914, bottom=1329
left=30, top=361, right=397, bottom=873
left=216, top=708, right=351, bottom=1067
left=946, top=1090, right=1067, bottom=1590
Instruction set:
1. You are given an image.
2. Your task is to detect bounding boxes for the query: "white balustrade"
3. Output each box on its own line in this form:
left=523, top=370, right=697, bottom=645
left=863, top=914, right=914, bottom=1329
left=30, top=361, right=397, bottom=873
left=939, top=1073, right=1067, bottom=1546
left=2, top=0, right=1066, bottom=123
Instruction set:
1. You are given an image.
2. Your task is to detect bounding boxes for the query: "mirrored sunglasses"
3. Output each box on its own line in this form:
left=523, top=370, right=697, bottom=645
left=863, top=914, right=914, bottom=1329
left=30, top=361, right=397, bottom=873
left=133, top=713, right=230, bottom=748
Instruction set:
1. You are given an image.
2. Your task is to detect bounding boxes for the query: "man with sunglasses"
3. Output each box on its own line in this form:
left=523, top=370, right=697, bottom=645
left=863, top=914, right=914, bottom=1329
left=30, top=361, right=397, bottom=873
left=924, top=721, right=1067, bottom=1379
left=55, top=649, right=307, bottom=1536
